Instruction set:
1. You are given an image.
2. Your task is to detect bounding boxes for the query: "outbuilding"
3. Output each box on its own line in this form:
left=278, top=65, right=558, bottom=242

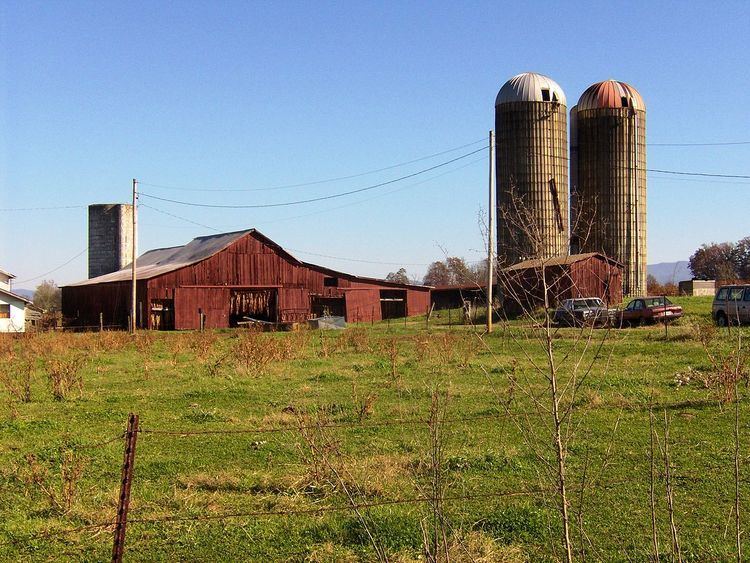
left=62, top=229, right=431, bottom=330
left=499, top=253, right=623, bottom=316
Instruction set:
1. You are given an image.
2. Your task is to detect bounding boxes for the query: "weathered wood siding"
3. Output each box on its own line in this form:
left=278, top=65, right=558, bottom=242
left=62, top=281, right=148, bottom=328
left=66, top=232, right=430, bottom=329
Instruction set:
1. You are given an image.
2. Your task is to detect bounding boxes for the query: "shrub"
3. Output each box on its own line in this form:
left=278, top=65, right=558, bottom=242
left=46, top=353, right=86, bottom=401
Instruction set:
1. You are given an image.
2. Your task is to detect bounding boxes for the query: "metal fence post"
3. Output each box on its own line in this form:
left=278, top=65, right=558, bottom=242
left=112, top=413, right=139, bottom=563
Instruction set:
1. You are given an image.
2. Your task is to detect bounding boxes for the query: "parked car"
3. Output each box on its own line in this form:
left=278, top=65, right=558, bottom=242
left=712, top=284, right=750, bottom=327
left=553, top=298, right=615, bottom=327
left=618, top=296, right=683, bottom=327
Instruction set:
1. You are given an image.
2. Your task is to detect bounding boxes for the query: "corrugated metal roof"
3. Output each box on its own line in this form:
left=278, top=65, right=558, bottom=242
left=496, top=72, right=567, bottom=106
left=577, top=80, right=645, bottom=111
left=502, top=253, right=623, bottom=272
left=68, top=230, right=255, bottom=286
left=67, top=228, right=430, bottom=291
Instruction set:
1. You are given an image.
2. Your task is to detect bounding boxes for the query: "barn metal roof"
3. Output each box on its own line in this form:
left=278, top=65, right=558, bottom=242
left=496, top=72, right=567, bottom=106
left=68, top=230, right=255, bottom=286
left=67, top=229, right=429, bottom=290
left=577, top=80, right=645, bottom=111
left=502, top=253, right=623, bottom=272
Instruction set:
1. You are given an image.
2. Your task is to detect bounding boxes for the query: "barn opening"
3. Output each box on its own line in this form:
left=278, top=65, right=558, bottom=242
left=229, top=289, right=277, bottom=327
left=380, top=289, right=406, bottom=319
left=311, top=295, right=345, bottom=317
left=150, top=299, right=174, bottom=330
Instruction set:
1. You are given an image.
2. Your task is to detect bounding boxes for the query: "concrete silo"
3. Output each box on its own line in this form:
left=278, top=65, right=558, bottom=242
left=495, top=72, right=569, bottom=266
left=88, top=204, right=133, bottom=279
left=571, top=80, right=646, bottom=296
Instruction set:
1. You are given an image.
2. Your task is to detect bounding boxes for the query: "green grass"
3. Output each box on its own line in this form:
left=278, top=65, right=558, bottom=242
left=1, top=299, right=748, bottom=561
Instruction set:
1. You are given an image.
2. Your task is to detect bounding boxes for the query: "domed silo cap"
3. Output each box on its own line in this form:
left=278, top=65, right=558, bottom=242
left=577, top=80, right=645, bottom=111
left=495, top=72, right=567, bottom=106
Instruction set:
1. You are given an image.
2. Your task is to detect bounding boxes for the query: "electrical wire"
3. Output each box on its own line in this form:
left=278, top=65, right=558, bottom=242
left=135, top=202, right=485, bottom=269
left=0, top=205, right=87, bottom=212
left=14, top=248, right=88, bottom=285
left=648, top=168, right=750, bottom=180
left=138, top=147, right=487, bottom=209
left=649, top=140, right=750, bottom=147
left=137, top=138, right=487, bottom=192
left=139, top=203, right=219, bottom=232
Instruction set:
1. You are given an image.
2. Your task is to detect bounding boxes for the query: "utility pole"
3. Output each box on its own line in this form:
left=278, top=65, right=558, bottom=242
left=487, top=130, right=496, bottom=333
left=131, top=179, right=138, bottom=333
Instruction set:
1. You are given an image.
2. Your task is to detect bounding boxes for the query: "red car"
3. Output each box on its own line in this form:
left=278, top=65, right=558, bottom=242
left=618, top=296, right=683, bottom=327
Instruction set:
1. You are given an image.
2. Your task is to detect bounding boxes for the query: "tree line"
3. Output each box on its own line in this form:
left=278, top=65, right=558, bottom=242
left=689, top=236, right=750, bottom=281
left=386, top=257, right=487, bottom=287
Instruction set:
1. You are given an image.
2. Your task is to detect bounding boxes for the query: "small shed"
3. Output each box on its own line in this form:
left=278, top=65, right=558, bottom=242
left=500, top=253, right=623, bottom=316
left=678, top=279, right=715, bottom=297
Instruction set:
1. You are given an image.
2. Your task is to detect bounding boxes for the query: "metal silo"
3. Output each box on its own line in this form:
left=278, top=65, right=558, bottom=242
left=571, top=80, right=646, bottom=296
left=495, top=72, right=569, bottom=266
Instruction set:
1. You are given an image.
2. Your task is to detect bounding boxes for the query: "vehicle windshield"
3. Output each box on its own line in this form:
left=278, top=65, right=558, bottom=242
left=644, top=297, right=672, bottom=307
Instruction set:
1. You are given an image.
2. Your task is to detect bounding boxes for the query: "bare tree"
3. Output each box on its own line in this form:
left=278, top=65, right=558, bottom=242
left=476, top=190, right=619, bottom=562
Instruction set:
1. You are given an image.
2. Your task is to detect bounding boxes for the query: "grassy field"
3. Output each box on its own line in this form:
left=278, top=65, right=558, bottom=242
left=1, top=296, right=749, bottom=561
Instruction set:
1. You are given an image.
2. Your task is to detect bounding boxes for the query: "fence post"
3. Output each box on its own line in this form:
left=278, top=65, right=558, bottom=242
left=112, top=413, right=139, bottom=563
left=100, top=313, right=104, bottom=332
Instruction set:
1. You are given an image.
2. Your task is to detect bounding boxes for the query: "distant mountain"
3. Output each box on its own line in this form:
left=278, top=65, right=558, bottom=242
left=11, top=288, right=35, bottom=300
left=647, top=261, right=691, bottom=284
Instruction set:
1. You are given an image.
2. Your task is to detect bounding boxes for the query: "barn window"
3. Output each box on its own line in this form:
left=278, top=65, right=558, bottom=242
left=541, top=89, right=551, bottom=102
left=323, top=277, right=338, bottom=287
left=0, top=304, right=10, bottom=319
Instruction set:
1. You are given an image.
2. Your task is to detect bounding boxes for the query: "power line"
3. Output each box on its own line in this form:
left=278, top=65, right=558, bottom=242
left=0, top=205, right=87, bottom=212
left=649, top=140, right=750, bottom=147
left=137, top=138, right=487, bottom=192
left=648, top=168, right=750, bottom=179
left=140, top=203, right=219, bottom=232
left=138, top=155, right=485, bottom=233
left=138, top=147, right=487, bottom=209
left=14, top=247, right=88, bottom=285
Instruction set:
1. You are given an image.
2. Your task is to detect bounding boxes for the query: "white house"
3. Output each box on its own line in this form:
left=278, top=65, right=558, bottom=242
left=0, top=269, right=33, bottom=333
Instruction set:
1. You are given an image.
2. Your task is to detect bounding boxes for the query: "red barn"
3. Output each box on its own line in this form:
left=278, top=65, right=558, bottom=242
left=500, top=253, right=623, bottom=316
left=62, top=229, right=431, bottom=330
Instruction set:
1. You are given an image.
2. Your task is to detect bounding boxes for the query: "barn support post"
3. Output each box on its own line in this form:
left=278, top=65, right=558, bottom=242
left=112, top=413, right=139, bottom=563
left=100, top=313, right=104, bottom=332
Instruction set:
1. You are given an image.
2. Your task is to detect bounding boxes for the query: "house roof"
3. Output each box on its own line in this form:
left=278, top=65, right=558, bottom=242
left=66, top=228, right=429, bottom=291
left=0, top=286, right=32, bottom=304
left=0, top=269, right=16, bottom=279
left=502, top=253, right=623, bottom=272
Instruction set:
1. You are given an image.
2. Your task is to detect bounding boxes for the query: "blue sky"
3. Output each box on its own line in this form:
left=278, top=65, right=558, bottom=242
left=2, top=1, right=749, bottom=288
